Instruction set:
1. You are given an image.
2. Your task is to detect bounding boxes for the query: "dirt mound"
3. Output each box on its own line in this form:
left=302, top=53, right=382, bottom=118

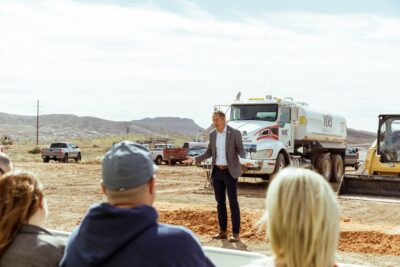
left=159, top=208, right=400, bottom=256
left=159, top=208, right=265, bottom=240
left=159, top=209, right=265, bottom=241
left=339, top=231, right=400, bottom=256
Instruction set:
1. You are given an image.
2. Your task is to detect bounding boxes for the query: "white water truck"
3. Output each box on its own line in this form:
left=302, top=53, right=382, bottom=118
left=208, top=93, right=347, bottom=182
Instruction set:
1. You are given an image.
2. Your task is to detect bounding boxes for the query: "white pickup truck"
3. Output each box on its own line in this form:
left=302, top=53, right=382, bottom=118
left=151, top=143, right=176, bottom=165
left=41, top=142, right=82, bottom=163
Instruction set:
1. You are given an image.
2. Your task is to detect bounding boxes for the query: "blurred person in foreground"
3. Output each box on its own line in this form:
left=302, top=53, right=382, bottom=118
left=244, top=167, right=341, bottom=267
left=0, top=171, right=65, bottom=267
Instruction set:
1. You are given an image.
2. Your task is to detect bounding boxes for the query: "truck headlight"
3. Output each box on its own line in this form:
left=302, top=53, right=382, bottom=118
left=253, top=149, right=273, bottom=159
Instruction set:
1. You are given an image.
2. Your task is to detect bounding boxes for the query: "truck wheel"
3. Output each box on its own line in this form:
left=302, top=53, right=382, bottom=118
left=63, top=154, right=69, bottom=163
left=315, top=153, right=332, bottom=181
left=354, top=163, right=359, bottom=171
left=75, top=153, right=81, bottom=163
left=273, top=153, right=286, bottom=175
left=330, top=154, right=343, bottom=183
left=43, top=157, right=49, bottom=163
left=155, top=156, right=162, bottom=165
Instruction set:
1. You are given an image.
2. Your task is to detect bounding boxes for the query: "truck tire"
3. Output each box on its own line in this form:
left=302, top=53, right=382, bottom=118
left=63, top=154, right=69, bottom=163
left=273, top=152, right=287, bottom=175
left=310, top=154, right=318, bottom=166
left=354, top=163, right=359, bottom=171
left=75, top=153, right=81, bottom=163
left=330, top=154, right=343, bottom=183
left=43, top=157, right=49, bottom=163
left=155, top=156, right=162, bottom=165
left=315, top=153, right=332, bottom=181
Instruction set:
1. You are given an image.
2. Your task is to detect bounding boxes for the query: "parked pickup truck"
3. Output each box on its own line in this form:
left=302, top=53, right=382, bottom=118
left=345, top=145, right=360, bottom=170
left=164, top=147, right=188, bottom=165
left=151, top=143, right=175, bottom=165
left=151, top=143, right=189, bottom=165
left=41, top=142, right=81, bottom=163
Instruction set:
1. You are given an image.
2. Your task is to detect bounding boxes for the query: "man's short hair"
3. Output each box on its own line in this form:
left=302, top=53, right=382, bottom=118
left=213, top=111, right=226, bottom=119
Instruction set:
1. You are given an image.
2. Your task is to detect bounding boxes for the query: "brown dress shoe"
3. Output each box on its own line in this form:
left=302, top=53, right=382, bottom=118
left=212, top=231, right=227, bottom=239
left=228, top=234, right=240, bottom=242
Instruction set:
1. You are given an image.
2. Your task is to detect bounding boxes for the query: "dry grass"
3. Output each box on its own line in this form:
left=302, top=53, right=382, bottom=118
left=3, top=133, right=197, bottom=163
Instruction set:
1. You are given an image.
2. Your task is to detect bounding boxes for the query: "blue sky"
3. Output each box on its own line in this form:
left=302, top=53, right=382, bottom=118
left=0, top=0, right=399, bottom=132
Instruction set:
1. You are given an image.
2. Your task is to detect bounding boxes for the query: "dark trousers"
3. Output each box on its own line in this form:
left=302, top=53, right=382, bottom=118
left=212, top=167, right=240, bottom=234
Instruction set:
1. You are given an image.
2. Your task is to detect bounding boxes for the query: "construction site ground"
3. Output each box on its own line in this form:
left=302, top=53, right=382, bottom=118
left=12, top=161, right=400, bottom=266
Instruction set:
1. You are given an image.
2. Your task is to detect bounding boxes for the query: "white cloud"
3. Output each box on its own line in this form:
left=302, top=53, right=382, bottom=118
left=0, top=0, right=399, bottom=131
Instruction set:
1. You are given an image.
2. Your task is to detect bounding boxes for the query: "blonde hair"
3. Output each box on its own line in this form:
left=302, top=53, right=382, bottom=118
left=263, top=168, right=339, bottom=267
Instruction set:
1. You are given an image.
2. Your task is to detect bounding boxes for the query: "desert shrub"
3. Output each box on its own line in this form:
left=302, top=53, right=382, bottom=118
left=28, top=146, right=41, bottom=154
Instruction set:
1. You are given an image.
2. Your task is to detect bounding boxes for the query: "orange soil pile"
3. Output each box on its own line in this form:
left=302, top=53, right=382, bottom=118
left=339, top=231, right=400, bottom=256
left=158, top=208, right=400, bottom=256
left=158, top=208, right=265, bottom=240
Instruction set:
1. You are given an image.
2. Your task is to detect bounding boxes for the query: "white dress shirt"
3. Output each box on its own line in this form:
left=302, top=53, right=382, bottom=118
left=216, top=125, right=228, bottom=165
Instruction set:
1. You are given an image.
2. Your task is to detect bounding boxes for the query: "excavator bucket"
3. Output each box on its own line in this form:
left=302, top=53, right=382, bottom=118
left=338, top=174, right=400, bottom=202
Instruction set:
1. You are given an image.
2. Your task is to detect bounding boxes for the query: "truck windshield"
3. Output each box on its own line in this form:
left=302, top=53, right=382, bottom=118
left=50, top=143, right=68, bottom=148
left=230, top=104, right=278, bottom=121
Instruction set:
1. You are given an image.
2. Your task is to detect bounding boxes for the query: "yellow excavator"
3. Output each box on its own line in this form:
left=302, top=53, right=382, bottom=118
left=338, top=114, right=400, bottom=201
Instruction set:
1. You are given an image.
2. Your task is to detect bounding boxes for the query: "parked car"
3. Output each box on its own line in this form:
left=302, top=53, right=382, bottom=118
left=41, top=142, right=81, bottom=163
left=183, top=142, right=208, bottom=157
left=345, top=145, right=360, bottom=170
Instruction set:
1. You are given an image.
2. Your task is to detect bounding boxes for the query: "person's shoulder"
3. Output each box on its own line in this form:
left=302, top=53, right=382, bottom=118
left=30, top=231, right=66, bottom=260
left=158, top=224, right=198, bottom=238
left=157, top=224, right=201, bottom=245
left=38, top=232, right=66, bottom=250
left=4, top=231, right=65, bottom=266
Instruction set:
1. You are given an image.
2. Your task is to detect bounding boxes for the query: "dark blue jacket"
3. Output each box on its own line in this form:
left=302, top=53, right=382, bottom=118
left=60, top=204, right=215, bottom=267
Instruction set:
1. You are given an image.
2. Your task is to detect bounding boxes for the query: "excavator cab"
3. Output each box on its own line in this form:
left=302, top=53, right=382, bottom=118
left=338, top=115, right=400, bottom=201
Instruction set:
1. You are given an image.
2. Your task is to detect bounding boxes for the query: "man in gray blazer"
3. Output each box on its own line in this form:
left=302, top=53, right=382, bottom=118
left=184, top=111, right=245, bottom=242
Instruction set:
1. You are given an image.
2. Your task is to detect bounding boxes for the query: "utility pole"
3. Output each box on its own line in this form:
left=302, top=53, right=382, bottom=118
left=36, top=100, right=39, bottom=146
left=124, top=121, right=131, bottom=140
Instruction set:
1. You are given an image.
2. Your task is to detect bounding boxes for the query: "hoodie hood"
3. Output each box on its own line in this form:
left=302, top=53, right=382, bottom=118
left=73, top=203, right=158, bottom=264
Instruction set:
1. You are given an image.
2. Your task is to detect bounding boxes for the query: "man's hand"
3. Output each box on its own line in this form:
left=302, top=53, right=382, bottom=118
left=183, top=156, right=195, bottom=165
